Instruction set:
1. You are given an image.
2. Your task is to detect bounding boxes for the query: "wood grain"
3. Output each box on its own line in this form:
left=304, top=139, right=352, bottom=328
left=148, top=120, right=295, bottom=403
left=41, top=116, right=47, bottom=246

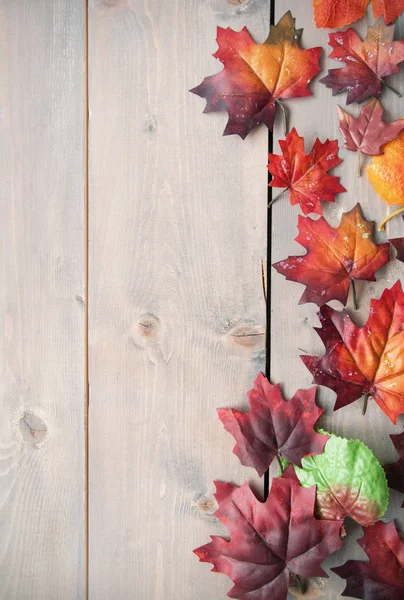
left=0, top=1, right=85, bottom=599
left=271, top=3, right=404, bottom=598
left=87, top=0, right=268, bottom=598
left=3, top=0, right=403, bottom=597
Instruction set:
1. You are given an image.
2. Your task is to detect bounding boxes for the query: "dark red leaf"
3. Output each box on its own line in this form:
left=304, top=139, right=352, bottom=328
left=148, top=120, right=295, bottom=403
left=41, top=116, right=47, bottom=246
left=337, top=98, right=404, bottom=156
left=389, top=218, right=404, bottom=262
left=390, top=237, right=404, bottom=261
left=384, top=433, right=404, bottom=501
left=302, top=281, right=404, bottom=424
left=217, top=373, right=328, bottom=477
left=332, top=521, right=404, bottom=599
left=320, top=20, right=404, bottom=105
left=194, top=477, right=343, bottom=600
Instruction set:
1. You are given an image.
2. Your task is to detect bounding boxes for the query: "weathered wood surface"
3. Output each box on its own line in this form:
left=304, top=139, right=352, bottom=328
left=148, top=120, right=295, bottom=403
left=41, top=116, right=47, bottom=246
left=0, top=1, right=85, bottom=599
left=3, top=0, right=404, bottom=598
left=271, top=2, right=404, bottom=598
left=87, top=1, right=268, bottom=598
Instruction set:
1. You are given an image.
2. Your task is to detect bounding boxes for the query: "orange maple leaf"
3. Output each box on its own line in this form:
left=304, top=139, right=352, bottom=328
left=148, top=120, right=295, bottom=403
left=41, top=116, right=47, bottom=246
left=191, top=12, right=322, bottom=139
left=368, top=130, right=404, bottom=206
left=273, top=204, right=390, bottom=306
left=313, top=0, right=404, bottom=28
left=303, top=281, right=404, bottom=424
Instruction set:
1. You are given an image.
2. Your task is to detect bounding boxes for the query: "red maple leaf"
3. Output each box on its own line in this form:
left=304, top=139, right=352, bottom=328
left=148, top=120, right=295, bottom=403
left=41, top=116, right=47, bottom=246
left=194, top=477, right=343, bottom=600
left=302, top=281, right=404, bottom=424
left=389, top=218, right=404, bottom=262
left=217, top=372, right=328, bottom=477
left=320, top=20, right=404, bottom=105
left=190, top=12, right=322, bottom=139
left=390, top=237, right=404, bottom=262
left=313, top=0, right=404, bottom=28
left=384, top=433, right=404, bottom=500
left=337, top=98, right=404, bottom=156
left=332, top=521, right=404, bottom=599
left=273, top=204, right=389, bottom=307
left=267, top=128, right=345, bottom=215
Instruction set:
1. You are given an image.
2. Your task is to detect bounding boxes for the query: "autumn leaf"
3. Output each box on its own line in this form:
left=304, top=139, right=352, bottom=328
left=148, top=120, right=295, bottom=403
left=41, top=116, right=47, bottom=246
left=194, top=477, right=343, bottom=600
left=372, top=0, right=404, bottom=22
left=320, top=20, right=404, bottom=105
left=313, top=0, right=404, bottom=28
left=289, top=432, right=389, bottom=526
left=332, top=521, right=404, bottom=599
left=302, top=281, right=404, bottom=424
left=288, top=577, right=328, bottom=600
left=217, top=372, right=328, bottom=477
left=390, top=222, right=404, bottom=262
left=390, top=236, right=404, bottom=260
left=190, top=12, right=322, bottom=139
left=337, top=98, right=404, bottom=156
left=273, top=204, right=390, bottom=307
left=313, top=0, right=368, bottom=28
left=267, top=128, right=346, bottom=215
left=384, top=433, right=404, bottom=501
left=368, top=131, right=404, bottom=207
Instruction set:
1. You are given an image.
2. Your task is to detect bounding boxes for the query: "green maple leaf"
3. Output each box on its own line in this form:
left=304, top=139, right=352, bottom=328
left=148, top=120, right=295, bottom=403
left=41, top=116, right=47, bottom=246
left=287, top=431, right=388, bottom=526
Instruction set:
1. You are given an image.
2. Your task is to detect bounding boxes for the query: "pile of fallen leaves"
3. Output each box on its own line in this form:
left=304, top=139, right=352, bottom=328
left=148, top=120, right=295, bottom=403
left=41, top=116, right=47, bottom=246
left=191, top=5, right=404, bottom=600
left=195, top=374, right=404, bottom=599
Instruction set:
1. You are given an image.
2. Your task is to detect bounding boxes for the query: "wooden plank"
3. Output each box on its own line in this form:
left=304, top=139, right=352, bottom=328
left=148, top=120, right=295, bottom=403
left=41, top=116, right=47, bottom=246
left=88, top=0, right=269, bottom=598
left=0, top=1, right=85, bottom=599
left=270, top=3, right=404, bottom=598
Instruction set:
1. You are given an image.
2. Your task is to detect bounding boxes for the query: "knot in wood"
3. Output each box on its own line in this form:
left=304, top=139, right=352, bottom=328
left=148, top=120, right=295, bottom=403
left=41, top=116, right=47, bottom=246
left=197, top=496, right=215, bottom=514
left=137, top=314, right=160, bottom=340
left=225, top=321, right=265, bottom=354
left=19, top=412, right=48, bottom=446
left=93, top=0, right=127, bottom=10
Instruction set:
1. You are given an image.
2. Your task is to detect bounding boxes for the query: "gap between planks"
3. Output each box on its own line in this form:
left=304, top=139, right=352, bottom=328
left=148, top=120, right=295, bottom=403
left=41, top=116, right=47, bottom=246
left=264, top=0, right=276, bottom=501
left=84, top=0, right=90, bottom=599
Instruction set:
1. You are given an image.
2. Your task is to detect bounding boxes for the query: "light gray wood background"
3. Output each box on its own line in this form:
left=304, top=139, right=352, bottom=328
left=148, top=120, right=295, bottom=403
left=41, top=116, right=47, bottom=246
left=87, top=0, right=267, bottom=598
left=1, top=0, right=404, bottom=598
left=0, top=1, right=85, bottom=599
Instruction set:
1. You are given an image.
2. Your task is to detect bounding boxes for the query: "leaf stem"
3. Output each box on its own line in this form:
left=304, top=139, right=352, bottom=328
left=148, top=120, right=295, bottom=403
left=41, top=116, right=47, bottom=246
left=378, top=207, right=404, bottom=231
left=382, top=80, right=402, bottom=98
left=268, top=188, right=287, bottom=209
left=276, top=454, right=285, bottom=474
left=356, top=150, right=362, bottom=178
left=261, top=258, right=267, bottom=305
left=362, top=393, right=369, bottom=416
left=275, top=99, right=288, bottom=136
left=293, top=574, right=308, bottom=595
left=351, top=279, right=358, bottom=311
